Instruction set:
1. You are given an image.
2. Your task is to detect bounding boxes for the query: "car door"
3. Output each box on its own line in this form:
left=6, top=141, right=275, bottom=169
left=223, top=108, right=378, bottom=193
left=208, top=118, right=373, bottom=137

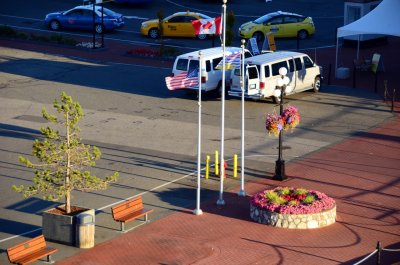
left=63, top=9, right=83, bottom=30
left=266, top=16, right=284, bottom=38
left=246, top=65, right=260, bottom=96
left=301, top=55, right=317, bottom=89
left=80, top=9, right=96, bottom=30
left=182, top=15, right=198, bottom=37
left=270, top=60, right=292, bottom=95
left=285, top=58, right=296, bottom=93
left=282, top=16, right=300, bottom=37
left=293, top=57, right=306, bottom=90
left=163, top=15, right=184, bottom=36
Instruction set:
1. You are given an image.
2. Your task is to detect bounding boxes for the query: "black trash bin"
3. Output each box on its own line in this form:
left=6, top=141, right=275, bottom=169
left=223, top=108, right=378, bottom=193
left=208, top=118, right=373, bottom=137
left=76, top=214, right=95, bottom=248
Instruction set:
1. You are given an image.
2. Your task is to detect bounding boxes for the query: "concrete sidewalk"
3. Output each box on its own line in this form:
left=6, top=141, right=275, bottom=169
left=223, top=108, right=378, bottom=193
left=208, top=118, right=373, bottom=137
left=1, top=38, right=399, bottom=264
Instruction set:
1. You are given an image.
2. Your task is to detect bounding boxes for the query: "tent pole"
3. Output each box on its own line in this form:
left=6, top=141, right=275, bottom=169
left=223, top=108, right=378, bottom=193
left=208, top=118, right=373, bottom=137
left=357, top=35, right=360, bottom=60
left=335, top=36, right=339, bottom=78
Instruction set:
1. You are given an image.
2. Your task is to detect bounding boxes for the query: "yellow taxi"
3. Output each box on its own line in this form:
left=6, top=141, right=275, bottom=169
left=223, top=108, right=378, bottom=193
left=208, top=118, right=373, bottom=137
left=140, top=11, right=212, bottom=39
left=239, top=11, right=315, bottom=42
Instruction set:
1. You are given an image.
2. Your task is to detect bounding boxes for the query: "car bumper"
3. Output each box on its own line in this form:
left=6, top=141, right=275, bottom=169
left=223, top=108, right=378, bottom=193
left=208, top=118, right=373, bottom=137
left=140, top=27, right=148, bottom=36
left=238, top=30, right=252, bottom=39
left=228, top=90, right=263, bottom=100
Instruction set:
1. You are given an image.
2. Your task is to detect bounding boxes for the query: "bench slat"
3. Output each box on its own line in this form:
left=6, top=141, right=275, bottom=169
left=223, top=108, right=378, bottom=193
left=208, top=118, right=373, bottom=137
left=15, top=248, right=58, bottom=265
left=7, top=235, right=59, bottom=265
left=114, top=208, right=154, bottom=222
left=111, top=196, right=154, bottom=231
left=7, top=235, right=46, bottom=263
left=112, top=197, right=144, bottom=219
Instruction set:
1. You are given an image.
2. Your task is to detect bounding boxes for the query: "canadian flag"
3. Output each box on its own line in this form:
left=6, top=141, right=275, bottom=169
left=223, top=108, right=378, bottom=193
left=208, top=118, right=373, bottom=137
left=192, top=16, right=222, bottom=35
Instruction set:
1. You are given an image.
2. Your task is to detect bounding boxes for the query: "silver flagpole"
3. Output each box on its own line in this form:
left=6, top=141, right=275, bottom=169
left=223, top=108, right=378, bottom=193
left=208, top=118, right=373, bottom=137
left=217, top=0, right=227, bottom=206
left=194, top=51, right=203, bottom=215
left=238, top=39, right=246, bottom=197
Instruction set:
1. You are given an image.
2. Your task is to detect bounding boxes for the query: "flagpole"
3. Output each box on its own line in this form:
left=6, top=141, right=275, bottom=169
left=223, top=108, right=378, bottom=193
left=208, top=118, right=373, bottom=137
left=238, top=39, right=246, bottom=197
left=194, top=51, right=203, bottom=216
left=217, top=0, right=227, bottom=206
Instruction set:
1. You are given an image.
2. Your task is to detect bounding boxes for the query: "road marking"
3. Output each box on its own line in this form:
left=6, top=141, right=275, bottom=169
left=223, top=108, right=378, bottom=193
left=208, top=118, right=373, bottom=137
left=0, top=14, right=42, bottom=21
left=0, top=228, right=42, bottom=243
left=124, top=16, right=148, bottom=20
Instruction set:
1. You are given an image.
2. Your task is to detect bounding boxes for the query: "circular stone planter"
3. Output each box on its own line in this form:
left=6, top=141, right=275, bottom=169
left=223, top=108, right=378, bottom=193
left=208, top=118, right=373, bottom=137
left=250, top=187, right=336, bottom=229
left=250, top=203, right=336, bottom=229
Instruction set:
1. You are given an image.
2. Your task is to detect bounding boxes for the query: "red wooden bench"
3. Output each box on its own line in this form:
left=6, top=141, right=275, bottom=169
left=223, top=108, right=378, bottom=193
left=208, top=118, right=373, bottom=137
left=7, top=235, right=58, bottom=265
left=111, top=196, right=154, bottom=232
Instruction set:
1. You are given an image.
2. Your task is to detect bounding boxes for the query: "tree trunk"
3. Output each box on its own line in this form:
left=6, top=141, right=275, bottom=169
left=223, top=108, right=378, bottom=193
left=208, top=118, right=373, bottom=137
left=66, top=112, right=71, bottom=214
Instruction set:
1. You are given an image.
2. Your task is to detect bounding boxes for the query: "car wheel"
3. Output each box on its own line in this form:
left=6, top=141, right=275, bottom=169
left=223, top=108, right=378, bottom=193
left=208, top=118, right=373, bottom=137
left=252, top=32, right=264, bottom=43
left=197, top=34, right=207, bottom=40
left=297, top=30, right=308, bottom=40
left=49, top=20, right=60, bottom=31
left=95, top=24, right=103, bottom=34
left=313, top=76, right=321, bottom=92
left=148, top=28, right=159, bottom=39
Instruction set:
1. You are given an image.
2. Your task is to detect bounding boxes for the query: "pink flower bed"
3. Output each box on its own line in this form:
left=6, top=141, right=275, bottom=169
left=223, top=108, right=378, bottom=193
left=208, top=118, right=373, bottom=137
left=250, top=187, right=336, bottom=215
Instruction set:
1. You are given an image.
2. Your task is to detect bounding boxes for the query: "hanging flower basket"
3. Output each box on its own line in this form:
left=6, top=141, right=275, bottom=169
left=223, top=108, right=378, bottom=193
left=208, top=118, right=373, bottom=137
left=282, top=106, right=301, bottom=131
left=265, top=107, right=301, bottom=137
left=265, top=114, right=284, bottom=136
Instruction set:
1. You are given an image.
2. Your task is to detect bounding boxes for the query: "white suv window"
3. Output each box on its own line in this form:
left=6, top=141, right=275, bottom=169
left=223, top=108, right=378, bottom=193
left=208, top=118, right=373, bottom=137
left=303, top=56, right=314, bottom=69
left=176, top=59, right=188, bottom=71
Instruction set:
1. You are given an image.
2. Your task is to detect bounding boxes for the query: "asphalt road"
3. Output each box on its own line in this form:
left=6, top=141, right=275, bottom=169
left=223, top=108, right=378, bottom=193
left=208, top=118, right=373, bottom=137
left=0, top=42, right=393, bottom=263
left=0, top=0, right=344, bottom=51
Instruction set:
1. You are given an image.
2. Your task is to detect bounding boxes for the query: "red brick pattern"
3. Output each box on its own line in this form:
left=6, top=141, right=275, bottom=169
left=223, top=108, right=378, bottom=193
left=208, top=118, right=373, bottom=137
left=56, top=116, right=400, bottom=264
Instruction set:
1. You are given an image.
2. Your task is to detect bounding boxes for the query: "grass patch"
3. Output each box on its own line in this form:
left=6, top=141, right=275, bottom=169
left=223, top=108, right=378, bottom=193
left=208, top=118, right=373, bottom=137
left=0, top=25, right=78, bottom=46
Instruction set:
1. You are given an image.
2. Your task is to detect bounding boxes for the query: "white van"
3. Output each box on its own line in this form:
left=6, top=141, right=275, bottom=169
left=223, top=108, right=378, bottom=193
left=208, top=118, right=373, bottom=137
left=171, top=47, right=253, bottom=93
left=229, top=51, right=322, bottom=103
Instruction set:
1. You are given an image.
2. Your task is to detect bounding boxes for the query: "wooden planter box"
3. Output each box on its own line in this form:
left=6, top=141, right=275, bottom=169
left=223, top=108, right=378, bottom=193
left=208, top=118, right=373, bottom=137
left=42, top=205, right=95, bottom=246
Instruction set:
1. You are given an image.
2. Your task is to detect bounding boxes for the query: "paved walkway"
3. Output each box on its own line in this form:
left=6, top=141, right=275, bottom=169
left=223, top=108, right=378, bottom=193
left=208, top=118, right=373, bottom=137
left=1, top=38, right=399, bottom=264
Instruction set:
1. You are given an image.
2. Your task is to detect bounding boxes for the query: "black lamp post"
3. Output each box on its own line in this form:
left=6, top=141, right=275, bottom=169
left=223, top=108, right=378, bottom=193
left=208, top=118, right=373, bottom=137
left=273, top=67, right=289, bottom=181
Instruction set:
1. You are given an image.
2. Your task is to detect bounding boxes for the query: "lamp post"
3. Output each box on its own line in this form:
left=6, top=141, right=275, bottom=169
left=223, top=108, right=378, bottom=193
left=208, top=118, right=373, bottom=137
left=273, top=67, right=289, bottom=181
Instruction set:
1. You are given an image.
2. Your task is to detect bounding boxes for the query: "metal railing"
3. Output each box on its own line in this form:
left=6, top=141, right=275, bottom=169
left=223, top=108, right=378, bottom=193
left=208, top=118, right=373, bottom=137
left=353, top=241, right=400, bottom=265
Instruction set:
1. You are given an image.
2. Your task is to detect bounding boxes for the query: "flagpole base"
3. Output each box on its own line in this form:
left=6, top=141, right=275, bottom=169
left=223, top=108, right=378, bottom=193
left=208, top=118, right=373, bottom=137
left=216, top=199, right=225, bottom=206
left=238, top=190, right=246, bottom=197
left=193, top=208, right=203, bottom=215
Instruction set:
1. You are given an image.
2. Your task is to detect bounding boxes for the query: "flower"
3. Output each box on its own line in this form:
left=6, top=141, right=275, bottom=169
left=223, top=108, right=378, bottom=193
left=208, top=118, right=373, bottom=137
left=250, top=187, right=336, bottom=215
left=265, top=114, right=284, bottom=136
left=265, top=106, right=301, bottom=136
left=76, top=42, right=102, bottom=49
left=282, top=106, right=300, bottom=131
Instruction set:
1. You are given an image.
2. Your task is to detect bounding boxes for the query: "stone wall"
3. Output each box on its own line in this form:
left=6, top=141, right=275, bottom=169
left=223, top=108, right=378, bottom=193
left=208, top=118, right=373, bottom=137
left=250, top=204, right=336, bottom=229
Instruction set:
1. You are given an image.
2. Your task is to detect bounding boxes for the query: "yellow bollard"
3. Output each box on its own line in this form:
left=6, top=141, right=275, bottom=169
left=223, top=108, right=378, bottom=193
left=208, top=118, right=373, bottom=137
left=205, top=155, right=210, bottom=179
left=233, top=154, right=238, bottom=178
left=215, top=150, right=219, bottom=176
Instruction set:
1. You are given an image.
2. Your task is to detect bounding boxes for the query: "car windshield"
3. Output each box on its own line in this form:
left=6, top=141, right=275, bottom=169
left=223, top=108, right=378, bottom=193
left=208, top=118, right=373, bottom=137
left=101, top=8, right=117, bottom=17
left=254, top=13, right=275, bottom=24
left=63, top=6, right=117, bottom=17
left=164, top=13, right=210, bottom=21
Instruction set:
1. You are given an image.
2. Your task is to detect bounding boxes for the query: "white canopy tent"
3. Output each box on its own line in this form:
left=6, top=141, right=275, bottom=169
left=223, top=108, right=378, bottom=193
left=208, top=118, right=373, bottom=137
left=335, top=0, right=400, bottom=74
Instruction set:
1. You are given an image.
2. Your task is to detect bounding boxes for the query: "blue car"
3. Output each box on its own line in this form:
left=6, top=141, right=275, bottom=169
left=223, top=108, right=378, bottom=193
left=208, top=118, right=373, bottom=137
left=45, top=5, right=124, bottom=34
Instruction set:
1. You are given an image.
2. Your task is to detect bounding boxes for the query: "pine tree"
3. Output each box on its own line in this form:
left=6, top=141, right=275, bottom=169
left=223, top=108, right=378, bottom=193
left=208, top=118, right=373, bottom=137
left=13, top=92, right=119, bottom=214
